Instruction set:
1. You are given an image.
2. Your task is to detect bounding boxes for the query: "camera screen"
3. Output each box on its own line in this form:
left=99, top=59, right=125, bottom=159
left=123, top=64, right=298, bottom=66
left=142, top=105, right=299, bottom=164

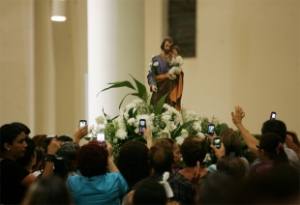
left=97, top=133, right=105, bottom=142
left=139, top=119, right=146, bottom=127
left=139, top=119, right=146, bottom=134
left=79, top=120, right=87, bottom=128
left=213, top=137, right=221, bottom=148
left=208, top=125, right=215, bottom=133
left=270, top=112, right=276, bottom=119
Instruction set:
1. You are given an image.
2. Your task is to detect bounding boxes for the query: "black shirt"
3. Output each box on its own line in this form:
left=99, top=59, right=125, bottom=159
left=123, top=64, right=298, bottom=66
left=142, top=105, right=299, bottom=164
left=0, top=158, right=29, bottom=204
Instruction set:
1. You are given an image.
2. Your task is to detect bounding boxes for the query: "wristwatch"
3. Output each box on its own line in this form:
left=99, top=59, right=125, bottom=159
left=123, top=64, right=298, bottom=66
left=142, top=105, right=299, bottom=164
left=44, top=154, right=56, bottom=162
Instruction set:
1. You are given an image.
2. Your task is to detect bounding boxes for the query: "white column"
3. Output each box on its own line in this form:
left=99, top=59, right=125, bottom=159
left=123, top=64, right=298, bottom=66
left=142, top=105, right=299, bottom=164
left=87, top=0, right=118, bottom=123
left=87, top=0, right=145, bottom=124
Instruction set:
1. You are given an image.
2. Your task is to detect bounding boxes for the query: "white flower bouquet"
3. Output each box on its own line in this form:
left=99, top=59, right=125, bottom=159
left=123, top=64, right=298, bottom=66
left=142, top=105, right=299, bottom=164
left=93, top=76, right=228, bottom=154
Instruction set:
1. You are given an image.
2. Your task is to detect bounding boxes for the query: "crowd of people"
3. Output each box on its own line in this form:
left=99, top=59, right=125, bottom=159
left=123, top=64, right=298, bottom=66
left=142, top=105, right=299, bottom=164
left=1, top=106, right=299, bottom=205
left=0, top=36, right=299, bottom=205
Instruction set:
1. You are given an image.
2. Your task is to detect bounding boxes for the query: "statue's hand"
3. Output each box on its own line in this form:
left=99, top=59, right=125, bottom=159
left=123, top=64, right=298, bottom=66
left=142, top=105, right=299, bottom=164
left=167, top=72, right=177, bottom=80
left=151, top=85, right=158, bottom=92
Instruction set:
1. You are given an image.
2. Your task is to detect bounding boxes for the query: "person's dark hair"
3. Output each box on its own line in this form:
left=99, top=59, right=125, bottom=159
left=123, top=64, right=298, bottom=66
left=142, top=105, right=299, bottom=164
left=181, top=136, right=207, bottom=167
left=54, top=142, right=80, bottom=179
left=11, top=122, right=31, bottom=136
left=153, top=137, right=174, bottom=153
left=196, top=172, right=242, bottom=204
left=117, top=141, right=150, bottom=189
left=149, top=145, right=173, bottom=175
left=244, top=163, right=300, bottom=204
left=160, top=37, right=173, bottom=50
left=216, top=156, right=247, bottom=179
left=57, top=142, right=79, bottom=161
left=32, top=146, right=45, bottom=171
left=220, top=128, right=242, bottom=157
left=258, top=133, right=288, bottom=163
left=286, top=131, right=300, bottom=147
left=32, top=135, right=48, bottom=150
left=133, top=179, right=167, bottom=205
left=17, top=138, right=36, bottom=170
left=23, top=176, right=72, bottom=205
left=0, top=123, right=24, bottom=152
left=57, top=135, right=73, bottom=143
left=77, top=142, right=108, bottom=177
left=261, top=119, right=287, bottom=142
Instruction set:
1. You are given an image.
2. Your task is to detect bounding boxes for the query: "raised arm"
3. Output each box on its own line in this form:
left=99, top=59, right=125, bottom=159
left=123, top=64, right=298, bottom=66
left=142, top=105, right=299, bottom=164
left=143, top=127, right=153, bottom=149
left=231, top=106, right=259, bottom=154
left=74, top=126, right=88, bottom=144
left=106, top=142, right=118, bottom=172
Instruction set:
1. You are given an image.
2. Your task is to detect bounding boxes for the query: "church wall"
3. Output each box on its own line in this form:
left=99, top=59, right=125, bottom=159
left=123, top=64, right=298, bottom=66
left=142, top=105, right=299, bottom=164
left=145, top=0, right=300, bottom=135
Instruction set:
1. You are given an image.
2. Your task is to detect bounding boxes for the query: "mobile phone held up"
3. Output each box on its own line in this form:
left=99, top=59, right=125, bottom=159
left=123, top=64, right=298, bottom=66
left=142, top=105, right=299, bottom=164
left=79, top=120, right=87, bottom=128
left=139, top=119, right=146, bottom=134
left=213, top=137, right=221, bottom=149
left=97, top=132, right=105, bottom=142
left=270, top=112, right=276, bottom=120
left=207, top=123, right=215, bottom=135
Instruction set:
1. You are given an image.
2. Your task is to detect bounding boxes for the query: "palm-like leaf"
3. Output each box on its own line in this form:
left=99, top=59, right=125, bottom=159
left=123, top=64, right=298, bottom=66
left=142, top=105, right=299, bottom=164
left=99, top=76, right=150, bottom=109
left=130, top=75, right=148, bottom=102
left=100, top=80, right=135, bottom=94
left=171, top=120, right=197, bottom=138
left=118, top=93, right=136, bottom=109
left=153, top=94, right=168, bottom=115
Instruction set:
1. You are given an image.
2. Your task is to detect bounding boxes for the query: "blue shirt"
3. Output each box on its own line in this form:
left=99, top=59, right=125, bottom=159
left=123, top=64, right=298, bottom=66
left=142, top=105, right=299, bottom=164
left=67, top=172, right=128, bottom=205
left=147, top=55, right=170, bottom=86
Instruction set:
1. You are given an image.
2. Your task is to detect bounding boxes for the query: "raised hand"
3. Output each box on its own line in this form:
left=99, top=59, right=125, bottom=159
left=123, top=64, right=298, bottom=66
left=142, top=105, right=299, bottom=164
left=231, top=106, right=245, bottom=126
left=74, top=126, right=88, bottom=144
left=143, top=127, right=153, bottom=148
left=231, top=106, right=259, bottom=153
left=167, top=72, right=177, bottom=80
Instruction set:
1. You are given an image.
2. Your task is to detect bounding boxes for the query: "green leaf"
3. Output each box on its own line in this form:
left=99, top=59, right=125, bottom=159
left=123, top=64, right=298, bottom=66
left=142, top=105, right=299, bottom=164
left=131, top=92, right=148, bottom=102
left=111, top=115, right=119, bottom=121
left=171, top=126, right=182, bottom=138
left=130, top=75, right=148, bottom=102
left=153, top=94, right=168, bottom=115
left=99, top=80, right=135, bottom=94
left=171, top=120, right=198, bottom=138
left=118, top=93, right=136, bottom=109
left=102, top=108, right=108, bottom=118
left=181, top=120, right=198, bottom=129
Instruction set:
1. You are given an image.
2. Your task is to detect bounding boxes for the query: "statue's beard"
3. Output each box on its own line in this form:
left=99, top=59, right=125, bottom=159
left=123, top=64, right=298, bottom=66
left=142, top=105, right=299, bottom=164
left=163, top=48, right=172, bottom=54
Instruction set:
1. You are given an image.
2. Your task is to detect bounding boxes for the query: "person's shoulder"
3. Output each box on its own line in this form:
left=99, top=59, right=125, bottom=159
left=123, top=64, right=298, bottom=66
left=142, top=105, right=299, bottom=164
left=1, top=158, right=29, bottom=179
left=284, top=146, right=299, bottom=162
left=1, top=158, right=22, bottom=169
left=173, top=171, right=189, bottom=182
left=67, top=174, right=83, bottom=185
left=106, top=172, right=123, bottom=179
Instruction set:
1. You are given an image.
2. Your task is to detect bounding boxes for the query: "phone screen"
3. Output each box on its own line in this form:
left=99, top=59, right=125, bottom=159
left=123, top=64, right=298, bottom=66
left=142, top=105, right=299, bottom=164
left=270, top=112, right=276, bottom=120
left=208, top=124, right=215, bottom=135
left=213, top=137, right=221, bottom=149
left=97, top=133, right=105, bottom=142
left=79, top=120, right=87, bottom=128
left=139, top=119, right=146, bottom=134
